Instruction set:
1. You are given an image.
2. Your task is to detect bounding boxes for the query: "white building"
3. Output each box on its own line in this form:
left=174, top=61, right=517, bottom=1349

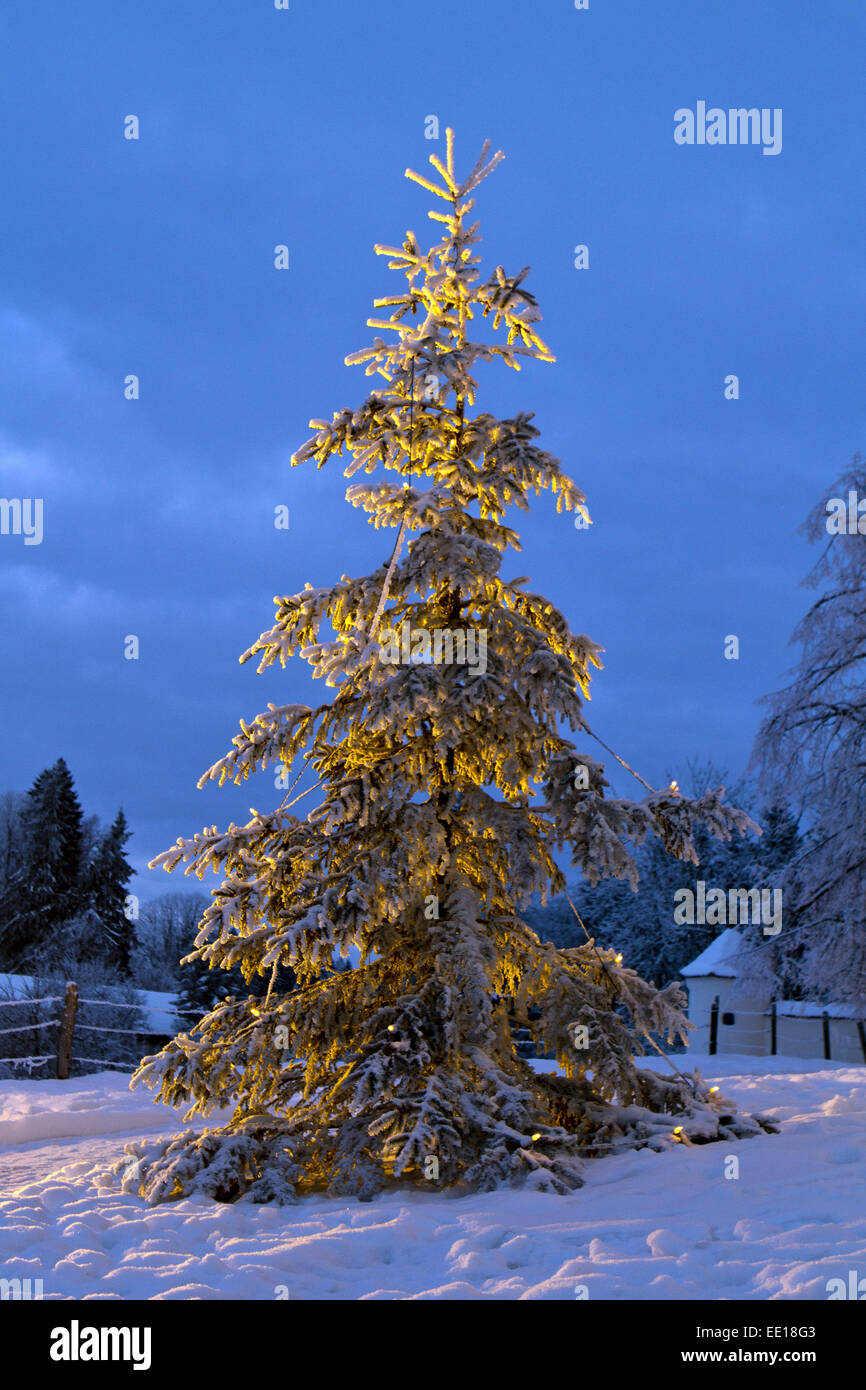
left=680, top=930, right=866, bottom=1063
left=680, top=929, right=769, bottom=1056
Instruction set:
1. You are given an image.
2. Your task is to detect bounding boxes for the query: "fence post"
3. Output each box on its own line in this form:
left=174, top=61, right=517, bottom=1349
left=822, top=1010, right=831, bottom=1062
left=56, top=982, right=78, bottom=1079
left=770, top=999, right=777, bottom=1056
left=709, top=996, right=719, bottom=1056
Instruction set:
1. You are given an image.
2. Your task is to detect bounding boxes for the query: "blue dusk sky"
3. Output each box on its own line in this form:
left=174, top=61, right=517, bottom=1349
left=0, top=0, right=863, bottom=900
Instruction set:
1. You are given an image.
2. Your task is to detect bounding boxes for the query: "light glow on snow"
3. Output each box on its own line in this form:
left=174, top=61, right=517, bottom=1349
left=1, top=1054, right=864, bottom=1300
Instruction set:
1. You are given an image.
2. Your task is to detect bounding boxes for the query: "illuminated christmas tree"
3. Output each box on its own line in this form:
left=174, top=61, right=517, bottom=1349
left=121, top=133, right=773, bottom=1205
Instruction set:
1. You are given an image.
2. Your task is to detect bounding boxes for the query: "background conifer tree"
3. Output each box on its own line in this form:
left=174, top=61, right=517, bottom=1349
left=0, top=790, right=27, bottom=958
left=177, top=942, right=300, bottom=1022
left=2, top=758, right=86, bottom=969
left=122, top=134, right=773, bottom=1206
left=86, top=809, right=135, bottom=976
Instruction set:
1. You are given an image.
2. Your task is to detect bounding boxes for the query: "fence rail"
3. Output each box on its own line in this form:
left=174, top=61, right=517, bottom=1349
left=708, top=995, right=866, bottom=1062
left=0, top=982, right=197, bottom=1078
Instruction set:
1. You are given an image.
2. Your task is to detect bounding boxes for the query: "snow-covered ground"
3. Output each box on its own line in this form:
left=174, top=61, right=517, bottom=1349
left=0, top=1054, right=864, bottom=1300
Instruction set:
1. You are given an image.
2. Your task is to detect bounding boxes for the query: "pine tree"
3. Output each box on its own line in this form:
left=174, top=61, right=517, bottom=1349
left=1, top=758, right=86, bottom=969
left=0, top=790, right=26, bottom=891
left=749, top=458, right=866, bottom=1003
left=86, top=809, right=135, bottom=976
left=121, top=134, right=774, bottom=1206
left=0, top=790, right=27, bottom=955
left=177, top=942, right=300, bottom=1021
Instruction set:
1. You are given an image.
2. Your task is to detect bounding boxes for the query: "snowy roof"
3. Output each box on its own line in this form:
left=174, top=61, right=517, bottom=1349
left=680, top=929, right=743, bottom=979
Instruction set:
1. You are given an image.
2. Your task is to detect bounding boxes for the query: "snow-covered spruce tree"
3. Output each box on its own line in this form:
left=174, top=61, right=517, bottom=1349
left=85, top=809, right=136, bottom=976
left=120, top=133, right=773, bottom=1205
left=1, top=758, right=86, bottom=971
left=747, top=458, right=866, bottom=1004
